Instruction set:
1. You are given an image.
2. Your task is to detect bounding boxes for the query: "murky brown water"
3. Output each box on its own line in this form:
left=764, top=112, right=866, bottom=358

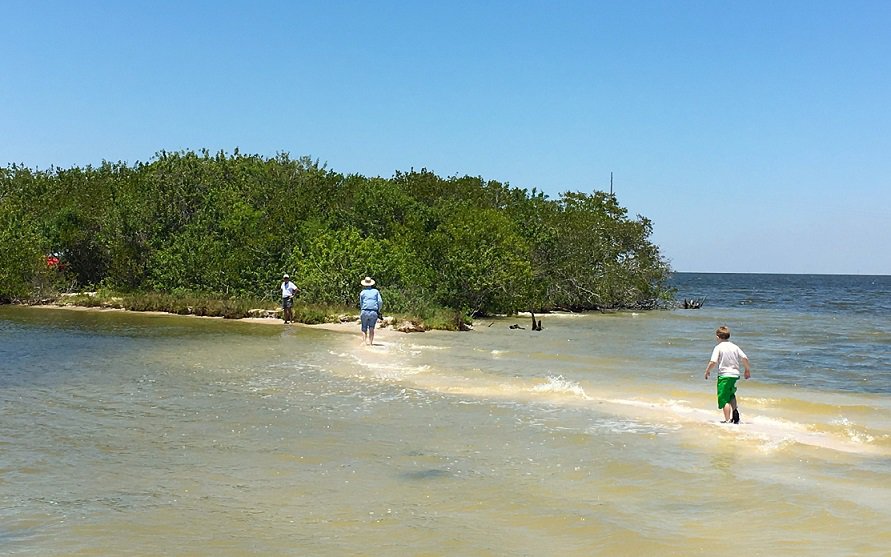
left=2, top=306, right=890, bottom=556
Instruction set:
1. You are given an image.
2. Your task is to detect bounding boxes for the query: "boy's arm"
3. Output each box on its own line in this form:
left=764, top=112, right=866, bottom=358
left=704, top=360, right=715, bottom=379
left=742, top=357, right=751, bottom=379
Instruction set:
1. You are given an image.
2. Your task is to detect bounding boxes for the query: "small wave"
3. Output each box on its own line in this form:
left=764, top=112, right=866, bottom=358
left=530, top=375, right=590, bottom=399
left=613, top=398, right=885, bottom=455
left=753, top=436, right=797, bottom=454
left=356, top=362, right=431, bottom=380
left=588, top=418, right=679, bottom=436
left=829, top=416, right=876, bottom=444
left=471, top=347, right=507, bottom=355
left=745, top=397, right=782, bottom=408
left=406, top=344, right=448, bottom=351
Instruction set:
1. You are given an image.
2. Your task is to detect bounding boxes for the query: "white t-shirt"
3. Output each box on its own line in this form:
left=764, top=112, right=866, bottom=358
left=710, top=341, right=748, bottom=378
left=281, top=281, right=297, bottom=298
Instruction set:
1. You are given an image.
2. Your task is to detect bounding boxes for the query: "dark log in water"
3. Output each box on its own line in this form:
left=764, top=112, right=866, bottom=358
left=681, top=297, right=706, bottom=309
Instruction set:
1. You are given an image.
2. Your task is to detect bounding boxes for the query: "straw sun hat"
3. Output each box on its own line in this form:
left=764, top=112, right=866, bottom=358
left=361, top=276, right=375, bottom=286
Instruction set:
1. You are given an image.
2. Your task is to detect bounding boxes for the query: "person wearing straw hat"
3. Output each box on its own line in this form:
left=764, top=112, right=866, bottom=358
left=358, top=276, right=383, bottom=345
left=280, top=273, right=299, bottom=324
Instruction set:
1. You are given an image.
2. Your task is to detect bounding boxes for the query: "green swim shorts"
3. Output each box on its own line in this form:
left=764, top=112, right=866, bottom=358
left=716, top=376, right=738, bottom=409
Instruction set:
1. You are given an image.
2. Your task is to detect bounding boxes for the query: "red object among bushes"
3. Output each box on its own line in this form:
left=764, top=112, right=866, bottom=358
left=46, top=255, right=65, bottom=270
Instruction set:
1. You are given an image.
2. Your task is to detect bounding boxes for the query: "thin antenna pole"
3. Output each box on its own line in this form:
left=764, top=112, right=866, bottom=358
left=610, top=172, right=613, bottom=195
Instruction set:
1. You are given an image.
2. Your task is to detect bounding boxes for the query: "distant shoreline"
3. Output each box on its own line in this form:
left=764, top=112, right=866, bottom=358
left=671, top=271, right=891, bottom=277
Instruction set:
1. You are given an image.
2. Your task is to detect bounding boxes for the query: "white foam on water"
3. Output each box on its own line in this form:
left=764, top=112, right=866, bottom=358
left=587, top=417, right=679, bottom=436
left=327, top=342, right=889, bottom=457
left=471, top=347, right=508, bottom=356
left=327, top=350, right=353, bottom=360
left=722, top=412, right=886, bottom=455
left=363, top=362, right=431, bottom=380
left=406, top=344, right=448, bottom=350
left=830, top=416, right=876, bottom=444
left=326, top=348, right=431, bottom=381
left=530, top=375, right=590, bottom=400
left=600, top=397, right=888, bottom=456
left=515, top=311, right=585, bottom=319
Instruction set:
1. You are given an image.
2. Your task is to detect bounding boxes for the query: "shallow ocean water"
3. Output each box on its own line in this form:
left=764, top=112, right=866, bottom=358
left=2, top=274, right=890, bottom=556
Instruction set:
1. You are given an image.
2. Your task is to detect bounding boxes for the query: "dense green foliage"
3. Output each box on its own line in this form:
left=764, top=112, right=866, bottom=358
left=0, top=150, right=672, bottom=315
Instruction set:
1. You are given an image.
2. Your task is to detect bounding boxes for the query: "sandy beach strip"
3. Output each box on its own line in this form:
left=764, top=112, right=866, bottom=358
left=25, top=302, right=389, bottom=336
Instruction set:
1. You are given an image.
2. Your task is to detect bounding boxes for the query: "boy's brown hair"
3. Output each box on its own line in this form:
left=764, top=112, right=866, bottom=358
left=716, top=326, right=731, bottom=340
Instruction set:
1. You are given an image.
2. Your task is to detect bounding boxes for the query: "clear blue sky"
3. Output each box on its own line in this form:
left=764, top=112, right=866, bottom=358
left=3, top=1, right=890, bottom=274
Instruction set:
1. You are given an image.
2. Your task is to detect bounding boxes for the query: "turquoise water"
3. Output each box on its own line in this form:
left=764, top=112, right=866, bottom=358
left=1, top=274, right=890, bottom=556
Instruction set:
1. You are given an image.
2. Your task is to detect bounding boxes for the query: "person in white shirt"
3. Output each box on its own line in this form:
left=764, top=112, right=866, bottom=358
left=280, top=273, right=299, bottom=323
left=704, top=326, right=751, bottom=424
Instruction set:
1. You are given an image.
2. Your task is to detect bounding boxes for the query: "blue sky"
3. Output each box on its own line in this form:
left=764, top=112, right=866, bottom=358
left=3, top=1, right=890, bottom=274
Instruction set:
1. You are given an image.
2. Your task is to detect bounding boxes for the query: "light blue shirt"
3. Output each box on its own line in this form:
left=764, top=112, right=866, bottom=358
left=359, top=288, right=382, bottom=311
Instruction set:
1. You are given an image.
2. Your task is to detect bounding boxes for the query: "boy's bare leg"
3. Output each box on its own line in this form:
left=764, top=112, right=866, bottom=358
left=721, top=391, right=738, bottom=421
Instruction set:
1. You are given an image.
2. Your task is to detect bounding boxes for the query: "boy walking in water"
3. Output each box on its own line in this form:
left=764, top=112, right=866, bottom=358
left=704, top=326, right=751, bottom=423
